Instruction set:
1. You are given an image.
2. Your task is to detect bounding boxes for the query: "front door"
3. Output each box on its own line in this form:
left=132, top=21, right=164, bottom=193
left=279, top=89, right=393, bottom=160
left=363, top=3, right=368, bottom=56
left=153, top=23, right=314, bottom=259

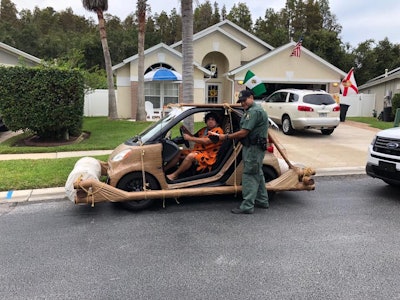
left=206, top=84, right=221, bottom=104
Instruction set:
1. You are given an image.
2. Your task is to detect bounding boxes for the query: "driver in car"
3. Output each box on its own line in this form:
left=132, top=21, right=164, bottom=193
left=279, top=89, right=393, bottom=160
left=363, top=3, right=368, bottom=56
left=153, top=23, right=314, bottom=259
left=165, top=112, right=224, bottom=181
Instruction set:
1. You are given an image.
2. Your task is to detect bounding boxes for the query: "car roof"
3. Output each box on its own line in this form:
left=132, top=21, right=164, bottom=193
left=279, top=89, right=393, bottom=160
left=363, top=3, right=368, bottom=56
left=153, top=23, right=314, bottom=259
left=170, top=103, right=243, bottom=109
left=272, top=89, right=330, bottom=95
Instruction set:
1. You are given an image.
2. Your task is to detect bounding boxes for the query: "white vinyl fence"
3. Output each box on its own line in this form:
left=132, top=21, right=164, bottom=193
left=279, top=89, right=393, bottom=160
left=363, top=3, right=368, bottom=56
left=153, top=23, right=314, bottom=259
left=84, top=89, right=109, bottom=116
left=339, top=93, right=376, bottom=117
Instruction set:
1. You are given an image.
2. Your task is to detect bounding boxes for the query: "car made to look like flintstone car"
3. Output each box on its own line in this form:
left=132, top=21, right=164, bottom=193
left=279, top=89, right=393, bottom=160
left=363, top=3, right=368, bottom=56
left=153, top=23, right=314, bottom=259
left=65, top=103, right=316, bottom=211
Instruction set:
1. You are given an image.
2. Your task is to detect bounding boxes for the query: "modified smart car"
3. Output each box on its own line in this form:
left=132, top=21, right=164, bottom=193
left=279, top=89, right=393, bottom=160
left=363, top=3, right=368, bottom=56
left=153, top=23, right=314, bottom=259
left=65, top=103, right=316, bottom=211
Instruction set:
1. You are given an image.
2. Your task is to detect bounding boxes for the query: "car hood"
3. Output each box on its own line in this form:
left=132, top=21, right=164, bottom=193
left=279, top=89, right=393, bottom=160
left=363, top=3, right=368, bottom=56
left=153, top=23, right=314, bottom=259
left=377, top=127, right=400, bottom=139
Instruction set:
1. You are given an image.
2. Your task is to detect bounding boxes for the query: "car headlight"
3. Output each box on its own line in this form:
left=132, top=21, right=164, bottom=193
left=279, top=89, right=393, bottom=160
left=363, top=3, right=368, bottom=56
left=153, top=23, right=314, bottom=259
left=111, top=149, right=132, bottom=162
left=371, top=136, right=376, bottom=146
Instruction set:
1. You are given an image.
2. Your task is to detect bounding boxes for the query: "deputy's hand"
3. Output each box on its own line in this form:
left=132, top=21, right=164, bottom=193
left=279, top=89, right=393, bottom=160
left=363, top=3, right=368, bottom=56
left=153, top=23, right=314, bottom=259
left=208, top=131, right=222, bottom=143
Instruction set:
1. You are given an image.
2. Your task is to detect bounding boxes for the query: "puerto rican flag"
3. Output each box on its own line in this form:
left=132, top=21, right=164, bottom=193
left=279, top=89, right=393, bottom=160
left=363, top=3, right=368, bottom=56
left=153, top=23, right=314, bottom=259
left=340, top=68, right=358, bottom=96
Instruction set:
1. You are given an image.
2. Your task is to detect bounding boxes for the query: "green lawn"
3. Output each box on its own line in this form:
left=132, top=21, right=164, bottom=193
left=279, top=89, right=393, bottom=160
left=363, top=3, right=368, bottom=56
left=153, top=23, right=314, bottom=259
left=347, top=117, right=396, bottom=130
left=0, top=117, right=151, bottom=154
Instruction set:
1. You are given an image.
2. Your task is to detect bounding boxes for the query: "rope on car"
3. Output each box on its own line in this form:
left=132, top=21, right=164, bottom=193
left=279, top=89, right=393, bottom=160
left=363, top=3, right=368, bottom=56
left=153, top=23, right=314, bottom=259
left=138, top=142, right=149, bottom=202
left=74, top=174, right=111, bottom=207
left=223, top=103, right=239, bottom=195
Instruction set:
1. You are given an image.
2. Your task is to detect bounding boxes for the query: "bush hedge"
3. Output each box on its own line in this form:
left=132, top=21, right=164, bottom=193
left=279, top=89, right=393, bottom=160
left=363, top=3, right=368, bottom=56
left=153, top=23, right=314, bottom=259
left=0, top=66, right=84, bottom=140
left=392, top=93, right=400, bottom=116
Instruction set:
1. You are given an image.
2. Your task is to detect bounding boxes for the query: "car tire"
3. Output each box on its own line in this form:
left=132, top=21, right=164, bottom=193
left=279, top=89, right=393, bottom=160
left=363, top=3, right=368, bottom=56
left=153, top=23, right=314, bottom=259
left=282, top=115, right=295, bottom=135
left=262, top=166, right=278, bottom=201
left=116, top=172, right=159, bottom=211
left=321, top=129, right=334, bottom=135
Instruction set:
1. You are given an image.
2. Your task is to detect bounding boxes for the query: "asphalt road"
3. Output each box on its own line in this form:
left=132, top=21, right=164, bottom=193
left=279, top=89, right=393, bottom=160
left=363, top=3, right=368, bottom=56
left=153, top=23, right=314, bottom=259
left=1, top=175, right=400, bottom=300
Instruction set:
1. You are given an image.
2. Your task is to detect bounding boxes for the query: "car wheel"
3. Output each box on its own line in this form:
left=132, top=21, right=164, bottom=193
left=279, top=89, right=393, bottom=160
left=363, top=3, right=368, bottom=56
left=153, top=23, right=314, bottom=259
left=116, top=172, right=159, bottom=211
left=321, top=129, right=334, bottom=135
left=282, top=115, right=294, bottom=135
left=262, top=166, right=278, bottom=201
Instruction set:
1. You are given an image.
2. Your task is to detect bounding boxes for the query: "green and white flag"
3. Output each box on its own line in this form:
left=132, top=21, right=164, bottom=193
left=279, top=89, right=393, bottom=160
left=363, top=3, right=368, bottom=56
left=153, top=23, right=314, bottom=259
left=244, top=70, right=266, bottom=96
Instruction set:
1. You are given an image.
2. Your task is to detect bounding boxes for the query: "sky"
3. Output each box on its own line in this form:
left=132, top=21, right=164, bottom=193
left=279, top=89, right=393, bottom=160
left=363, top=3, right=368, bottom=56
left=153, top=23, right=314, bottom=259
left=9, top=0, right=400, bottom=48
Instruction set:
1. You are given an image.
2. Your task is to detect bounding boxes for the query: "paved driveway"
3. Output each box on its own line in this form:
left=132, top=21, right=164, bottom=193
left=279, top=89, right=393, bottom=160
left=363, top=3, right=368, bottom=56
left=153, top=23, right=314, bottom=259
left=271, top=121, right=380, bottom=171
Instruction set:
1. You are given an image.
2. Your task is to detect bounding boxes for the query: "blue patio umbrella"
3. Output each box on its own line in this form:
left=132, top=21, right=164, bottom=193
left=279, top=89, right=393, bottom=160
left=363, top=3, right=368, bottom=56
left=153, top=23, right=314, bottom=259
left=144, top=68, right=182, bottom=81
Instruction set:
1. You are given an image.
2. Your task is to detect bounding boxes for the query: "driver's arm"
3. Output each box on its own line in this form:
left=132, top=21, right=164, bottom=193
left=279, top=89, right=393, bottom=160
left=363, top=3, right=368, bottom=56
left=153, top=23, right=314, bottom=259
left=183, top=133, right=212, bottom=145
left=209, top=128, right=249, bottom=141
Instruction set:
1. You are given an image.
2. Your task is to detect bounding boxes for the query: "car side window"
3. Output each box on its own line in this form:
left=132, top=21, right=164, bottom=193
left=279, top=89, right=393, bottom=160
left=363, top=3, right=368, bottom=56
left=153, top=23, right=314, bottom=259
left=288, top=93, right=296, bottom=102
left=268, top=92, right=287, bottom=103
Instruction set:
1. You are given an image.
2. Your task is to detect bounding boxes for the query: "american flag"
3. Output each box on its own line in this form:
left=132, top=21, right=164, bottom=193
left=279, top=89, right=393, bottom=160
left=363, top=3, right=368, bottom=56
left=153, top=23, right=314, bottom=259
left=290, top=38, right=303, bottom=57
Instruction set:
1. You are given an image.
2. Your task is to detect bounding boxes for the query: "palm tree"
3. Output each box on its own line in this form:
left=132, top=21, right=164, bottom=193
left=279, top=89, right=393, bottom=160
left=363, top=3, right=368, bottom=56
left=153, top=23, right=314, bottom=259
left=181, top=0, right=194, bottom=133
left=136, top=0, right=147, bottom=121
left=82, top=0, right=118, bottom=119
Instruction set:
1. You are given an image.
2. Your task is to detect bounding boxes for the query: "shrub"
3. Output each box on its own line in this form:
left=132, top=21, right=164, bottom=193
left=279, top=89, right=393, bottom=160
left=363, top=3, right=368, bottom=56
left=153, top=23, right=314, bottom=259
left=392, top=93, right=400, bottom=116
left=0, top=66, right=84, bottom=140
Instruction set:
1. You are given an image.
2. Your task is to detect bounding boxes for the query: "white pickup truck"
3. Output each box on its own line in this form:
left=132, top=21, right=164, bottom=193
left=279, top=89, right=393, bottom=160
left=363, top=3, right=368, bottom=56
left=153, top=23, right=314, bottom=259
left=366, top=127, right=400, bottom=186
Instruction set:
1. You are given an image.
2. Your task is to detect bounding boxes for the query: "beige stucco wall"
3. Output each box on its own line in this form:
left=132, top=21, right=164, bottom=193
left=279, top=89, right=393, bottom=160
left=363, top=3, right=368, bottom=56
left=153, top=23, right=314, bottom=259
left=193, top=31, right=243, bottom=70
left=116, top=86, right=132, bottom=118
left=220, top=23, right=270, bottom=62
left=115, top=64, right=132, bottom=118
left=260, top=53, right=339, bottom=83
left=235, top=50, right=342, bottom=94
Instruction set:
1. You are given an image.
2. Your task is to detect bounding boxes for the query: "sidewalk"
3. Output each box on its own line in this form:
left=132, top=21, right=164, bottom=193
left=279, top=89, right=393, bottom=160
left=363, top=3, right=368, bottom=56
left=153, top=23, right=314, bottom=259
left=0, top=121, right=380, bottom=204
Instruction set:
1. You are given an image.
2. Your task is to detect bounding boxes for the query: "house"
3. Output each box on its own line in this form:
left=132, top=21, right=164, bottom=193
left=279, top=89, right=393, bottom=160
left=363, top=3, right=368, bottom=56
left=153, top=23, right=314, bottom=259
left=358, top=67, right=400, bottom=115
left=112, top=20, right=347, bottom=119
left=0, top=42, right=41, bottom=67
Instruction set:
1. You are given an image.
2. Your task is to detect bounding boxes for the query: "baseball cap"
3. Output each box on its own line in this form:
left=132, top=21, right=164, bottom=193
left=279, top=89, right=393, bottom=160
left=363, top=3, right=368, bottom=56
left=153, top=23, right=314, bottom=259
left=237, top=89, right=253, bottom=103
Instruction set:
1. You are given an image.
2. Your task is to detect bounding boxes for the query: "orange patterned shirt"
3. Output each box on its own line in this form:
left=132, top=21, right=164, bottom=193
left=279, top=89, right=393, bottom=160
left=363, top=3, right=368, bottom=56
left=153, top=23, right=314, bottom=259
left=183, top=126, right=224, bottom=172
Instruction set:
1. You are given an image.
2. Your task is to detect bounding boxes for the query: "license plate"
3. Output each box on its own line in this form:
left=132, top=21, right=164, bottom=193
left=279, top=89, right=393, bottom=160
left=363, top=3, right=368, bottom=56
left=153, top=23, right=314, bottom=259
left=379, top=161, right=396, bottom=172
left=319, top=113, right=327, bottom=117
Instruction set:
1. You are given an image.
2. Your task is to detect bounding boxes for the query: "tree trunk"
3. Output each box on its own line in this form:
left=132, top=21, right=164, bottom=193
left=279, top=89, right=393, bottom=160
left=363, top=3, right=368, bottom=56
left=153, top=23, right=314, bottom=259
left=136, top=0, right=147, bottom=121
left=96, top=9, right=118, bottom=120
left=181, top=0, right=194, bottom=133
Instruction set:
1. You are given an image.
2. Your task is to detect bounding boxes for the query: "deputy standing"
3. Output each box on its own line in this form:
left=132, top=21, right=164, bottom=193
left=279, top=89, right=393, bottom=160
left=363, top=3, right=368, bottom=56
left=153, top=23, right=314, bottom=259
left=211, top=90, right=269, bottom=214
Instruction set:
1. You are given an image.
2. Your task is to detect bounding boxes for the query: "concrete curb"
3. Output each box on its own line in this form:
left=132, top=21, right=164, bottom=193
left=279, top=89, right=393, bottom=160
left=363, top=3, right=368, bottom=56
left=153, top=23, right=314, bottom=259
left=315, top=166, right=366, bottom=177
left=0, top=150, right=112, bottom=161
left=0, top=187, right=67, bottom=204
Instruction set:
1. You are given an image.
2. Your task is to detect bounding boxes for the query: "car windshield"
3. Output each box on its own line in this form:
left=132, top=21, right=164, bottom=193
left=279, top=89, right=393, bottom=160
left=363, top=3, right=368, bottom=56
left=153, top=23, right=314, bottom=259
left=135, top=106, right=193, bottom=143
left=303, top=94, right=335, bottom=105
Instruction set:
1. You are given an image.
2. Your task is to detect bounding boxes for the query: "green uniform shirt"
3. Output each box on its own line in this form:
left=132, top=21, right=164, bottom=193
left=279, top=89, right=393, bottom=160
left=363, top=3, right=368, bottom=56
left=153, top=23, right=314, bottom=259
left=240, top=102, right=268, bottom=141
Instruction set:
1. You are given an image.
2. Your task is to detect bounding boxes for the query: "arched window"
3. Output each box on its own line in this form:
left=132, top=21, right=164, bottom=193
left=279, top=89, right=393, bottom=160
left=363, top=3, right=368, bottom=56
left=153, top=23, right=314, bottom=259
left=144, top=63, right=180, bottom=111
left=145, top=63, right=177, bottom=74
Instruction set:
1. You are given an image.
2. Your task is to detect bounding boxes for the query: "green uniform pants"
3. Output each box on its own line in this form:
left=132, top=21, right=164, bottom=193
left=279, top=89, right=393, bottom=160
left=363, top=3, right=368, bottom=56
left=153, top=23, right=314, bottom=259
left=240, top=145, right=269, bottom=210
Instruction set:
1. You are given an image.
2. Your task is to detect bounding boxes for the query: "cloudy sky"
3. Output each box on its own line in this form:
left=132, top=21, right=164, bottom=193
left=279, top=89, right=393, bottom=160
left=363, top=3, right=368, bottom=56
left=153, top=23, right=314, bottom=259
left=10, top=0, right=400, bottom=48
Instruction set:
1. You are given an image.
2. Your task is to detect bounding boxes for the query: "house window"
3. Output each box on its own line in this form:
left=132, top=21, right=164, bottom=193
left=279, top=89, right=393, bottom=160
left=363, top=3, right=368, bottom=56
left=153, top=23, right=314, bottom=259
left=207, top=84, right=220, bottom=104
left=204, top=63, right=218, bottom=78
left=145, top=82, right=179, bottom=109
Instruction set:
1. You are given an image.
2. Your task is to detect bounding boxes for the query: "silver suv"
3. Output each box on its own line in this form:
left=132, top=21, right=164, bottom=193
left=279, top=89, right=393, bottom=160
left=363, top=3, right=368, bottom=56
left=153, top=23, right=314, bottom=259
left=261, top=89, right=340, bottom=135
left=366, top=127, right=400, bottom=186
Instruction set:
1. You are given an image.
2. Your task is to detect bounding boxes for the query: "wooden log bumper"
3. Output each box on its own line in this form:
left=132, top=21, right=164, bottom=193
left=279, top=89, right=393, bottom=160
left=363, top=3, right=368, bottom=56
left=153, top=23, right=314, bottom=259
left=73, top=176, right=315, bottom=205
